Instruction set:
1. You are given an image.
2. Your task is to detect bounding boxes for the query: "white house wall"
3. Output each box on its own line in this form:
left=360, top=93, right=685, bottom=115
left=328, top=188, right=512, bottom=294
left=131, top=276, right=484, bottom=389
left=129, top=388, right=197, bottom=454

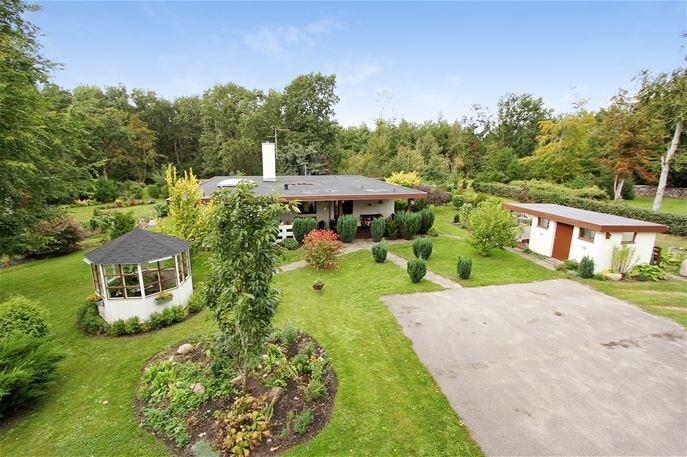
left=528, top=217, right=556, bottom=257
left=283, top=199, right=396, bottom=226
left=568, top=228, right=656, bottom=273
left=99, top=276, right=194, bottom=324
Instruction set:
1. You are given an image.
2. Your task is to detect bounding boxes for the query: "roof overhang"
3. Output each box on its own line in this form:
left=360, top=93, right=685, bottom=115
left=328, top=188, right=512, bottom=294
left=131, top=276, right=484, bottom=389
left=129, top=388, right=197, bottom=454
left=200, top=191, right=427, bottom=203
left=502, top=203, right=668, bottom=233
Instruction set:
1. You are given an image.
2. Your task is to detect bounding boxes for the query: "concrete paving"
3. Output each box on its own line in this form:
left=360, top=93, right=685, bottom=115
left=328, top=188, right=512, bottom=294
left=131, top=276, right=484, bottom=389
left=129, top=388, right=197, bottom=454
left=382, top=279, right=687, bottom=456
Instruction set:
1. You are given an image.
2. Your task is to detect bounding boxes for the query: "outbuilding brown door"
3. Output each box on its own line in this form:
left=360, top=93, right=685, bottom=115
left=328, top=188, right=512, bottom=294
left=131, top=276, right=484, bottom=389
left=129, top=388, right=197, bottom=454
left=551, top=223, right=573, bottom=260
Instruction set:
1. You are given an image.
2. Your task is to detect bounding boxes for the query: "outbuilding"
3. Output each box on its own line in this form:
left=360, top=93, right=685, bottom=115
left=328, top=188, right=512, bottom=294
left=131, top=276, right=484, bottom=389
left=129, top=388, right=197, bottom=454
left=83, top=229, right=193, bottom=323
left=503, top=203, right=667, bottom=272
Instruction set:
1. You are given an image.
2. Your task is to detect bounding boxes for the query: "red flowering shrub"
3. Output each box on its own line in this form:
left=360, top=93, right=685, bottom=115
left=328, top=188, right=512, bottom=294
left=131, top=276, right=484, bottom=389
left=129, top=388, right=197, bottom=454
left=303, top=230, right=343, bottom=270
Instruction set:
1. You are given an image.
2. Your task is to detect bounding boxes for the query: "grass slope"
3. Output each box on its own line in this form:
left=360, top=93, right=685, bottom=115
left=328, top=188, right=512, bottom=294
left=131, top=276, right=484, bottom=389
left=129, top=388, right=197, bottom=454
left=64, top=200, right=164, bottom=224
left=621, top=197, right=687, bottom=216
left=388, top=236, right=562, bottom=287
left=0, top=249, right=481, bottom=456
left=431, top=205, right=471, bottom=237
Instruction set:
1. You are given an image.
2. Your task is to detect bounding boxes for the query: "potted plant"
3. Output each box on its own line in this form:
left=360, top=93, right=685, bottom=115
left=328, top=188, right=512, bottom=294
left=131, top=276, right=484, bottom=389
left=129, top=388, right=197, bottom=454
left=312, top=279, right=325, bottom=291
left=86, top=293, right=103, bottom=306
left=155, top=291, right=173, bottom=304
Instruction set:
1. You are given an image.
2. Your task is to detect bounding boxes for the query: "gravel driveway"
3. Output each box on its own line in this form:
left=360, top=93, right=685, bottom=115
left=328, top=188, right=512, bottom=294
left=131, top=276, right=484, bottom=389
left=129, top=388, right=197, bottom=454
left=383, top=279, right=686, bottom=456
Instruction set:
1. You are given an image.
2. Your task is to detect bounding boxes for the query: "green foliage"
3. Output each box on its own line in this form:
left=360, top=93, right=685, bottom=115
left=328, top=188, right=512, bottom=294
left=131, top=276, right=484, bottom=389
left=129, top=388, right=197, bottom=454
left=166, top=165, right=213, bottom=248
left=261, top=343, right=297, bottom=389
left=0, top=334, right=64, bottom=419
left=301, top=377, right=327, bottom=403
left=0, top=296, right=48, bottom=338
left=458, top=204, right=475, bottom=228
left=385, top=216, right=399, bottom=239
left=371, top=242, right=388, bottom=263
left=126, top=182, right=144, bottom=199
left=578, top=256, right=595, bottom=278
left=385, top=171, right=421, bottom=188
left=153, top=202, right=169, bottom=217
left=453, top=213, right=461, bottom=223
left=110, top=211, right=136, bottom=239
left=371, top=217, right=385, bottom=242
left=109, top=319, right=127, bottom=336
left=292, top=217, right=318, bottom=244
left=93, top=178, right=121, bottom=203
left=473, top=182, right=687, bottom=236
left=145, top=184, right=160, bottom=199
left=76, top=302, right=109, bottom=335
left=215, top=395, right=270, bottom=456
left=611, top=245, right=637, bottom=274
left=123, top=316, right=142, bottom=334
left=556, top=259, right=580, bottom=272
left=336, top=215, right=358, bottom=243
left=294, top=408, right=314, bottom=434
left=142, top=408, right=190, bottom=448
left=186, top=292, right=204, bottom=314
left=24, top=216, right=85, bottom=258
left=457, top=256, right=472, bottom=279
left=630, top=264, right=666, bottom=281
left=419, top=208, right=435, bottom=235
left=291, top=353, right=311, bottom=376
left=412, top=238, right=433, bottom=260
left=397, top=211, right=422, bottom=240
left=282, top=238, right=299, bottom=250
left=202, top=181, right=289, bottom=380
left=407, top=258, right=427, bottom=283
left=279, top=322, right=300, bottom=345
left=411, top=198, right=429, bottom=212
left=510, top=180, right=608, bottom=200
left=467, top=201, right=518, bottom=256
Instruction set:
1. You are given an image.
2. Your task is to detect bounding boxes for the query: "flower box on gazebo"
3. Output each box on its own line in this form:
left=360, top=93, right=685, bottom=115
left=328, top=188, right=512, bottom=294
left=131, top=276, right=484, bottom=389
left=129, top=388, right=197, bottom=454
left=83, top=229, right=193, bottom=324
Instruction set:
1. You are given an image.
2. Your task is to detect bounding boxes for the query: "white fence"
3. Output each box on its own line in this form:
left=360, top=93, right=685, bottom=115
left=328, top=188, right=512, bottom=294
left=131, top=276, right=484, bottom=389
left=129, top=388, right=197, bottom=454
left=277, top=224, right=293, bottom=241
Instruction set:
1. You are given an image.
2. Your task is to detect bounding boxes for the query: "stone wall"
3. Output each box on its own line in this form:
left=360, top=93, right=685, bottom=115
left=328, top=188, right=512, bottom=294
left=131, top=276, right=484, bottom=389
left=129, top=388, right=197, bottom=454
left=633, top=185, right=687, bottom=198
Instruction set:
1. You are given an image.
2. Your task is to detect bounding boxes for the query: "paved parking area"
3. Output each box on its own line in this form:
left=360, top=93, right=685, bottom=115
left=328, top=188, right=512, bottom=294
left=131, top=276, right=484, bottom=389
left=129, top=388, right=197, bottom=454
left=383, top=279, right=687, bottom=456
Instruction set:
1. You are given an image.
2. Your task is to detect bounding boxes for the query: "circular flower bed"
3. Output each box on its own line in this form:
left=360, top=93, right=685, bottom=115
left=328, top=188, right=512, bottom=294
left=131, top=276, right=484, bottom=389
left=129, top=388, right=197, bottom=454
left=136, top=326, right=336, bottom=456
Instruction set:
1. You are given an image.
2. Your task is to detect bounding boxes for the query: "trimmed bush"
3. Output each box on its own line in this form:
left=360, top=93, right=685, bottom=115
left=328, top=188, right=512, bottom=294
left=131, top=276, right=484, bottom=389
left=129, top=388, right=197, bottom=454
left=153, top=202, right=169, bottom=218
left=0, top=334, right=64, bottom=418
left=412, top=238, right=433, bottom=260
left=109, top=320, right=127, bottom=336
left=93, top=178, right=120, bottom=203
left=410, top=198, right=428, bottom=212
left=186, top=293, right=204, bottom=314
left=407, top=258, right=427, bottom=283
left=371, top=242, right=388, bottom=263
left=293, top=217, right=318, bottom=244
left=282, top=238, right=299, bottom=250
left=336, top=215, right=358, bottom=243
left=145, top=184, right=160, bottom=199
left=124, top=317, right=142, bottom=335
left=578, top=256, right=595, bottom=278
left=76, top=302, right=109, bottom=335
left=419, top=208, right=435, bottom=234
left=371, top=217, right=385, bottom=242
left=397, top=211, right=422, bottom=240
left=453, top=213, right=460, bottom=223
left=458, top=204, right=474, bottom=228
left=0, top=297, right=49, bottom=338
left=457, top=256, right=472, bottom=279
left=473, top=181, right=687, bottom=236
left=110, top=211, right=136, bottom=239
left=385, top=216, right=399, bottom=239
left=467, top=201, right=518, bottom=256
left=303, top=230, right=343, bottom=270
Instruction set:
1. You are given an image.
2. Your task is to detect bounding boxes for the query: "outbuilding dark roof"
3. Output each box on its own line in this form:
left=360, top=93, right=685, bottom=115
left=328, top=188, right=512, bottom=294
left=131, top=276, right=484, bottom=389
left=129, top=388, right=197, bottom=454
left=197, top=175, right=427, bottom=202
left=503, top=203, right=668, bottom=233
left=83, top=229, right=190, bottom=265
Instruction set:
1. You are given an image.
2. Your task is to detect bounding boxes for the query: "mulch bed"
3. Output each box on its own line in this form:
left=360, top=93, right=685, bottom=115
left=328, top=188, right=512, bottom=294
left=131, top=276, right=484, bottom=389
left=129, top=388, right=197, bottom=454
left=136, top=334, right=337, bottom=457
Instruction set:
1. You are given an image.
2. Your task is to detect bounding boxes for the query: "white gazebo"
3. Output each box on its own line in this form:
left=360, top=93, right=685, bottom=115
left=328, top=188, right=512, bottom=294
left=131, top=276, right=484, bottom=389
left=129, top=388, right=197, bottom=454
left=83, top=229, right=193, bottom=323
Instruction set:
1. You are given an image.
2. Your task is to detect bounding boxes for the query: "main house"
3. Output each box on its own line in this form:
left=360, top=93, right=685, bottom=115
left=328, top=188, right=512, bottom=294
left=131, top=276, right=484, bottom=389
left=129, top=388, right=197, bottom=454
left=503, top=202, right=667, bottom=272
left=198, top=142, right=427, bottom=237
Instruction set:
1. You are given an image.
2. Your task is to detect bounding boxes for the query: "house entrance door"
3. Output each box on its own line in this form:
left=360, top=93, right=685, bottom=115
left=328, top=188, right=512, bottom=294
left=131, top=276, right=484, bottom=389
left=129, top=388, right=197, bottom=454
left=551, top=223, right=573, bottom=260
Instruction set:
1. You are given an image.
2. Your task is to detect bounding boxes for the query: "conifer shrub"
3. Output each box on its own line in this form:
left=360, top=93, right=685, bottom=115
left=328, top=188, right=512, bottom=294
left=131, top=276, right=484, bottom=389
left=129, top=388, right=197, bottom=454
left=371, top=242, right=388, bottom=263
left=407, top=258, right=427, bottom=283
left=457, top=256, right=472, bottom=279
left=412, top=238, right=433, bottom=260
left=371, top=217, right=386, bottom=242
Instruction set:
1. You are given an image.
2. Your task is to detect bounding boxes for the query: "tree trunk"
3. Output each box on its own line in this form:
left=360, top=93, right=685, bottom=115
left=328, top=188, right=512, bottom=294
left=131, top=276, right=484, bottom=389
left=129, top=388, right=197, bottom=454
left=652, top=120, right=683, bottom=211
left=613, top=175, right=624, bottom=201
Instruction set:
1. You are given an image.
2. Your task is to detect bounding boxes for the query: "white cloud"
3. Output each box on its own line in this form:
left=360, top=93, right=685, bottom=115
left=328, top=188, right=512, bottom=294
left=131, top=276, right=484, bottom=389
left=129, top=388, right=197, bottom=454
left=333, top=59, right=388, bottom=85
left=244, top=19, right=344, bottom=58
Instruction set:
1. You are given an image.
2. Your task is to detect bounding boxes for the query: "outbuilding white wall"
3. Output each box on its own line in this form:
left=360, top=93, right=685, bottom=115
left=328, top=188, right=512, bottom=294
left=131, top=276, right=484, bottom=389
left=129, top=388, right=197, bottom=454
left=528, top=216, right=556, bottom=257
left=566, top=228, right=656, bottom=273
left=99, top=276, right=194, bottom=324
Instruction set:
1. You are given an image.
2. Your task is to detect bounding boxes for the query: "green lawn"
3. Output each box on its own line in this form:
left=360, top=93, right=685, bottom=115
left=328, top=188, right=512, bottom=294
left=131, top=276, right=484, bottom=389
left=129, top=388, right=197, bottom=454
left=621, top=196, right=687, bottom=216
left=388, top=236, right=562, bottom=287
left=0, top=248, right=481, bottom=456
left=431, top=205, right=470, bottom=237
left=581, top=278, right=687, bottom=327
left=64, top=200, right=165, bottom=224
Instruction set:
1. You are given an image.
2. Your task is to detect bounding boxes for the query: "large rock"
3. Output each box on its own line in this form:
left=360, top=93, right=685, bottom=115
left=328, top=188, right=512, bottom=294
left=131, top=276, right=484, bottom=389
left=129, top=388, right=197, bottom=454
left=191, top=383, right=205, bottom=394
left=176, top=343, right=194, bottom=355
left=267, top=386, right=284, bottom=405
left=604, top=272, right=623, bottom=281
left=680, top=259, right=687, bottom=277
left=230, top=375, right=243, bottom=386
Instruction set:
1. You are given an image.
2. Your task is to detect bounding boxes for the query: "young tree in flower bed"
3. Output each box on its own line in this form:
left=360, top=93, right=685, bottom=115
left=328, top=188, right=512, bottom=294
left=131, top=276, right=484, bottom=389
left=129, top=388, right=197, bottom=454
left=303, top=230, right=343, bottom=270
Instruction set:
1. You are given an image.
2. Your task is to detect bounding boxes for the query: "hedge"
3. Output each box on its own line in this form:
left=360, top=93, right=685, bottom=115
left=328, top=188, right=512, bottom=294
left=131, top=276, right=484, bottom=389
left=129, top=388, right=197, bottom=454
left=473, top=182, right=687, bottom=236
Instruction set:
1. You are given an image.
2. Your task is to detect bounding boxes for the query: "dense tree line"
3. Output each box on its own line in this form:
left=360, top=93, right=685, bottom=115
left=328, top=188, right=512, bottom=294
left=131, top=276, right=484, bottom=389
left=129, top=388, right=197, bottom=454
left=1, top=0, right=685, bottom=256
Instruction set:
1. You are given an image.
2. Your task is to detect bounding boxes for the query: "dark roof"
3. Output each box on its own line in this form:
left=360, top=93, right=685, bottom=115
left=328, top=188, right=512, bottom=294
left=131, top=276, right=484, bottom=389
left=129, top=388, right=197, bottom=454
left=83, top=229, right=190, bottom=265
left=503, top=203, right=667, bottom=233
left=197, top=175, right=427, bottom=202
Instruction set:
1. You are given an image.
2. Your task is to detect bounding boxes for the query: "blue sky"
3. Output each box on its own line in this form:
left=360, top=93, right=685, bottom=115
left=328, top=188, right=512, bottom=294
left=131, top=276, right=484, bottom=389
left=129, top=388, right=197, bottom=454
left=34, top=1, right=685, bottom=126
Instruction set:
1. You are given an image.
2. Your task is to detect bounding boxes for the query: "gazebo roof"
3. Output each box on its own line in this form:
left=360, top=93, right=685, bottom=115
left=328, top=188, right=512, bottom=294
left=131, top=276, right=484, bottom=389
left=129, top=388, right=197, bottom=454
left=84, top=229, right=190, bottom=265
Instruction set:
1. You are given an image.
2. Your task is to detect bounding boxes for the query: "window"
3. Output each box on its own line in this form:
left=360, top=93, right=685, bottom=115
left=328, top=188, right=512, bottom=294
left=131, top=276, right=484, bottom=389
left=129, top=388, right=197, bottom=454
left=91, top=265, right=103, bottom=296
left=104, top=264, right=141, bottom=299
left=142, top=258, right=179, bottom=295
left=159, top=258, right=177, bottom=291
left=621, top=232, right=636, bottom=244
left=297, top=201, right=316, bottom=215
left=579, top=228, right=596, bottom=242
left=537, top=217, right=550, bottom=229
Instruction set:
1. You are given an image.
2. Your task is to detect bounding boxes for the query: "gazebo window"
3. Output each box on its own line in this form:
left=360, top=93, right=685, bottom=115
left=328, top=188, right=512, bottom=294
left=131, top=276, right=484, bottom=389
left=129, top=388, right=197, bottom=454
left=91, top=265, right=103, bottom=296
left=104, top=264, right=140, bottom=299
left=159, top=258, right=177, bottom=291
left=142, top=262, right=162, bottom=295
left=142, top=258, right=178, bottom=295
